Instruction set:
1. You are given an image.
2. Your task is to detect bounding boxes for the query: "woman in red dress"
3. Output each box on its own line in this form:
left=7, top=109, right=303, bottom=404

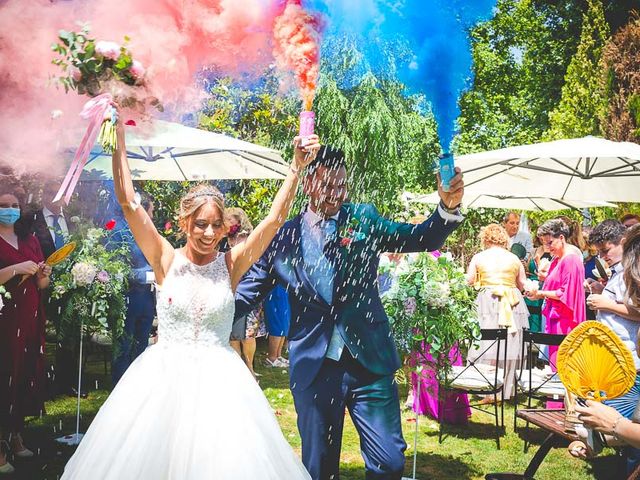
left=0, top=187, right=51, bottom=474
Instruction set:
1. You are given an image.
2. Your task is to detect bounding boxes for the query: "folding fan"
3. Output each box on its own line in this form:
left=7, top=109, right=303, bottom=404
left=557, top=321, right=636, bottom=402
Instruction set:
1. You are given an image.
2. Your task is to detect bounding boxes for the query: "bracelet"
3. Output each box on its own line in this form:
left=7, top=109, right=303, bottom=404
left=439, top=200, right=461, bottom=214
left=612, top=415, right=627, bottom=441
left=289, top=164, right=302, bottom=176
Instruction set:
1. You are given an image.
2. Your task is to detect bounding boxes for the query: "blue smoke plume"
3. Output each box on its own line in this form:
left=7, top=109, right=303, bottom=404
left=306, top=0, right=496, bottom=150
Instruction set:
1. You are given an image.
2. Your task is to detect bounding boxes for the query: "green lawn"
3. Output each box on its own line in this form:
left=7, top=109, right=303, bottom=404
left=9, top=341, right=624, bottom=479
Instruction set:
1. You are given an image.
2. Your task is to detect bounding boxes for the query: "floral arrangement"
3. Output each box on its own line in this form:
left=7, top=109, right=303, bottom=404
left=338, top=218, right=366, bottom=247
left=51, top=24, right=159, bottom=153
left=381, top=252, right=479, bottom=384
left=49, top=220, right=131, bottom=343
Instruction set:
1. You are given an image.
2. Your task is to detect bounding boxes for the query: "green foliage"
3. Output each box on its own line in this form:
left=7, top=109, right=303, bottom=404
left=454, top=0, right=587, bottom=153
left=545, top=0, right=610, bottom=140
left=381, top=253, right=479, bottom=384
left=600, top=14, right=640, bottom=142
left=50, top=224, right=131, bottom=344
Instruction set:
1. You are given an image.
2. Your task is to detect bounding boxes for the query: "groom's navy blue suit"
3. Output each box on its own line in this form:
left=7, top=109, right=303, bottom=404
left=236, top=202, right=461, bottom=479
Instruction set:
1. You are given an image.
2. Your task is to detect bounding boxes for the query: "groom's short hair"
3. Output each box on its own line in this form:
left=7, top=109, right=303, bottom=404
left=307, top=145, right=346, bottom=176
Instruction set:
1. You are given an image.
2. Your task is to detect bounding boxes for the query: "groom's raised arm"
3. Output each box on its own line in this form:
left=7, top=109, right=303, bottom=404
left=234, top=242, right=279, bottom=319
left=371, top=203, right=464, bottom=253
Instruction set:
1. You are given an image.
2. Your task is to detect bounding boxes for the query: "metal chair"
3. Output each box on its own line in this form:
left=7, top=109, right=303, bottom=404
left=440, top=328, right=508, bottom=448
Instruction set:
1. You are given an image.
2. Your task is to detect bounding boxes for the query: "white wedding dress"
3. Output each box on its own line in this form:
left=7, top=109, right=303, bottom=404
left=62, top=251, right=310, bottom=479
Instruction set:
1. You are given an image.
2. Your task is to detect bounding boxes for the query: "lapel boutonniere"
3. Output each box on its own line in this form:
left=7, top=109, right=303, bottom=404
left=338, top=218, right=367, bottom=247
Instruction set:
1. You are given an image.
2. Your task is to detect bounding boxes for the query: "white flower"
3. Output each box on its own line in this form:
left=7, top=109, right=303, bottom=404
left=71, top=262, right=97, bottom=287
left=86, top=228, right=104, bottom=243
left=0, top=295, right=3, bottom=312
left=69, top=216, right=81, bottom=224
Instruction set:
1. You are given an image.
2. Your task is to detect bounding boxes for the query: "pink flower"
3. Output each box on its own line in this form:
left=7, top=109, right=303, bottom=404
left=164, top=221, right=173, bottom=232
left=70, top=66, right=82, bottom=82
left=96, top=270, right=110, bottom=283
left=129, top=60, right=145, bottom=80
left=95, top=41, right=121, bottom=60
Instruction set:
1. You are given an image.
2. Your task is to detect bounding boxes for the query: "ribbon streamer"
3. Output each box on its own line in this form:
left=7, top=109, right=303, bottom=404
left=53, top=93, right=113, bottom=205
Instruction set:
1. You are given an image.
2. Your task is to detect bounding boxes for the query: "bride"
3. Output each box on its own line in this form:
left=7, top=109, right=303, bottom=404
left=61, top=109, right=319, bottom=479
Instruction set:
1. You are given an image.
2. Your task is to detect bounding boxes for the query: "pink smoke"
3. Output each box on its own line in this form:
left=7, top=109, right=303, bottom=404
left=272, top=0, right=323, bottom=111
left=0, top=0, right=277, bottom=176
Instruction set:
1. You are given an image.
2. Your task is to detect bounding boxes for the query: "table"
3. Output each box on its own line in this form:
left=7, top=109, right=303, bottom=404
left=517, top=409, right=580, bottom=478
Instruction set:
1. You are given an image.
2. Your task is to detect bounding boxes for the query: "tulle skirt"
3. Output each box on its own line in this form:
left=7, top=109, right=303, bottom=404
left=62, top=341, right=310, bottom=480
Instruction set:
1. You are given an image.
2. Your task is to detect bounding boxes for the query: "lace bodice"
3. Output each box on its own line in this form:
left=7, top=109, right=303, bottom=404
left=155, top=251, right=235, bottom=346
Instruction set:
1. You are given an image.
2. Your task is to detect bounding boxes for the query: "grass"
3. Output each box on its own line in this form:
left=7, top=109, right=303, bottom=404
left=7, top=340, right=625, bottom=480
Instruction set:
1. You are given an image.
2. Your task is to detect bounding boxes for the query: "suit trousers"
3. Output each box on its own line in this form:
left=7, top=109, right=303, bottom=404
left=292, top=350, right=406, bottom=480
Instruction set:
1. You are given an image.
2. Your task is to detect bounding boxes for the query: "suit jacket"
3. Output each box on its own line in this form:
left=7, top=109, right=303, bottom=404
left=30, top=210, right=75, bottom=260
left=235, top=203, right=462, bottom=391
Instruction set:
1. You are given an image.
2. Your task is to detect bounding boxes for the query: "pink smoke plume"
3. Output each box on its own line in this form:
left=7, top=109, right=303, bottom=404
left=272, top=0, right=323, bottom=111
left=0, top=0, right=278, bottom=177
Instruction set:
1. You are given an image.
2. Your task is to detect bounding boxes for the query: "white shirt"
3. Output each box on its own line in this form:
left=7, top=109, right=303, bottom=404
left=43, top=206, right=69, bottom=242
left=596, top=263, right=640, bottom=371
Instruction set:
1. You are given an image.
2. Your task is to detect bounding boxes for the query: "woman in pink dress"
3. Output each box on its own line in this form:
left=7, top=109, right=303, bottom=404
left=526, top=218, right=585, bottom=408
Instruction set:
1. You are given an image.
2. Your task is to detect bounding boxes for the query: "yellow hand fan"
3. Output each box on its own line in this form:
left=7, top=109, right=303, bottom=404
left=18, top=241, right=77, bottom=286
left=557, top=321, right=636, bottom=401
left=45, top=241, right=77, bottom=266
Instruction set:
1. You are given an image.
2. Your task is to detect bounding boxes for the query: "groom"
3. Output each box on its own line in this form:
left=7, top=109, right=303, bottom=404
left=235, top=146, right=464, bottom=479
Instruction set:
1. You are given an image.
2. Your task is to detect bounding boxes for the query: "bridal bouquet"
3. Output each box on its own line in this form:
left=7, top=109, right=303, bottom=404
left=381, top=252, right=479, bottom=382
left=51, top=25, right=157, bottom=153
left=50, top=220, right=131, bottom=343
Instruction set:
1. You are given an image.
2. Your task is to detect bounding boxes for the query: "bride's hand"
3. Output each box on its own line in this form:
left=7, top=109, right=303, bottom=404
left=292, top=135, right=320, bottom=172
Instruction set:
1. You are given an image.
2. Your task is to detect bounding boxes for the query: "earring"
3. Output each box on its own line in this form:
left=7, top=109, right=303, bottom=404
left=187, top=233, right=191, bottom=237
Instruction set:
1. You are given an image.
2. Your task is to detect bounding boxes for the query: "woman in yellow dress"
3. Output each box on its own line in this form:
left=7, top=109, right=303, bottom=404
left=465, top=223, right=529, bottom=400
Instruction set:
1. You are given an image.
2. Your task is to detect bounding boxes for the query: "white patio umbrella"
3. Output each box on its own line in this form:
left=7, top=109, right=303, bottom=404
left=410, top=190, right=616, bottom=212
left=79, top=120, right=288, bottom=181
left=456, top=136, right=640, bottom=203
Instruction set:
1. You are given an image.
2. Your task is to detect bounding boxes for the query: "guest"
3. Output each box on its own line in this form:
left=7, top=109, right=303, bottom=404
left=570, top=225, right=640, bottom=473
left=111, top=193, right=157, bottom=385
left=263, top=285, right=291, bottom=368
left=227, top=208, right=264, bottom=377
left=526, top=219, right=586, bottom=408
left=623, top=224, right=640, bottom=311
left=523, top=235, right=552, bottom=333
left=466, top=223, right=529, bottom=400
left=0, top=187, right=51, bottom=474
left=503, top=211, right=533, bottom=255
left=582, top=229, right=600, bottom=320
left=621, top=213, right=640, bottom=229
left=29, top=180, right=81, bottom=397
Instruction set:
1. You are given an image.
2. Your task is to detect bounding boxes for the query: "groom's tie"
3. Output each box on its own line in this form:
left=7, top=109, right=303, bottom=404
left=322, top=218, right=339, bottom=265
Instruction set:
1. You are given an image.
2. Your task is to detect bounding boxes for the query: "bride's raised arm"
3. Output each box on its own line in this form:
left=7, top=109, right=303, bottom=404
left=227, top=136, right=320, bottom=289
left=112, top=112, right=175, bottom=284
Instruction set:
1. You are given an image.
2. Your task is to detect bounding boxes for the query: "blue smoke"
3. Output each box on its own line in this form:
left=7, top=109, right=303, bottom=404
left=306, top=0, right=496, bottom=150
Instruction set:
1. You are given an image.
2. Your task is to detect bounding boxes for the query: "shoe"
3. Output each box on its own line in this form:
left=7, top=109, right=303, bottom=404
left=67, top=387, right=88, bottom=399
left=264, top=358, right=286, bottom=368
left=13, top=447, right=34, bottom=458
left=277, top=357, right=290, bottom=367
left=0, top=461, right=15, bottom=474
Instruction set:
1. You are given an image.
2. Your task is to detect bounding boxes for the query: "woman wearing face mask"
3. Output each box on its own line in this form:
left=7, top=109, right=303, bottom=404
left=0, top=187, right=51, bottom=474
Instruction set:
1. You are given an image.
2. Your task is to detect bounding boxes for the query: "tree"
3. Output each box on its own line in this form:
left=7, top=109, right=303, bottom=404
left=454, top=0, right=588, bottom=153
left=600, top=13, right=640, bottom=143
left=544, top=0, right=610, bottom=140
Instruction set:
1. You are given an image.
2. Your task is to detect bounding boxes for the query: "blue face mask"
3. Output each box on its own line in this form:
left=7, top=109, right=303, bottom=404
left=0, top=207, right=21, bottom=225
